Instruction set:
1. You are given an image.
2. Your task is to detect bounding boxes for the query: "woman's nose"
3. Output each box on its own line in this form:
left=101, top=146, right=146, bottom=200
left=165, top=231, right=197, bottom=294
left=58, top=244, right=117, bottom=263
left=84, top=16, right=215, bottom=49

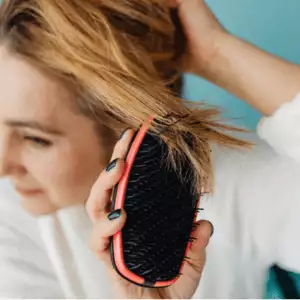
left=0, top=140, right=12, bottom=177
left=0, top=135, right=22, bottom=177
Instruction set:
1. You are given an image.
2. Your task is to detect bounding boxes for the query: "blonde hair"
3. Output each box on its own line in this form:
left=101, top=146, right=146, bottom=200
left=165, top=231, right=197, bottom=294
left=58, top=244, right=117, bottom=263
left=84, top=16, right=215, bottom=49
left=0, top=0, right=249, bottom=193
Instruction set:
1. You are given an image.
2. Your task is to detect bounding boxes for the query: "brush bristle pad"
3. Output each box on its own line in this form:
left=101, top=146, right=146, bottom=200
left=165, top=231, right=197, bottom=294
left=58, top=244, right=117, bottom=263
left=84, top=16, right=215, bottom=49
left=120, top=133, right=197, bottom=284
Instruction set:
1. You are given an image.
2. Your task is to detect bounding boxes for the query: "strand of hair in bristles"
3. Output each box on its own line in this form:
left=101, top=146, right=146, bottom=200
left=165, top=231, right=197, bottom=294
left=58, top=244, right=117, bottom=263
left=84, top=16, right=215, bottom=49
left=156, top=113, right=190, bottom=135
left=156, top=112, right=215, bottom=135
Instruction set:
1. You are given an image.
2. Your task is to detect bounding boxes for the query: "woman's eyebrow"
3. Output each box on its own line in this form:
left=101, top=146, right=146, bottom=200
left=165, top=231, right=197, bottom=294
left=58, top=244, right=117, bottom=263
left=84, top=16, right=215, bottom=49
left=5, top=119, right=63, bottom=135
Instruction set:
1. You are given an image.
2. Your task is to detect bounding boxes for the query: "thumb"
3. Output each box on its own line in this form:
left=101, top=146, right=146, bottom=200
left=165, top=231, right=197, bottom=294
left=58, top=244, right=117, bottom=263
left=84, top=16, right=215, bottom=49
left=188, top=220, right=214, bottom=262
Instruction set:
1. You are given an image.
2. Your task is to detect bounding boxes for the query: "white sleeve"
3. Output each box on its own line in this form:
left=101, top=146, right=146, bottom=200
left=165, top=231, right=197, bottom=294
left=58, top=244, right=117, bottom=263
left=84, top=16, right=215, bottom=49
left=257, top=93, right=300, bottom=163
left=38, top=204, right=115, bottom=299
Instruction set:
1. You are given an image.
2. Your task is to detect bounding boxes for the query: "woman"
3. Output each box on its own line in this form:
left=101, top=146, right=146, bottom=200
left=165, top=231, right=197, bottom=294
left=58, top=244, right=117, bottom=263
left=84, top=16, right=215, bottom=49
left=0, top=0, right=299, bottom=298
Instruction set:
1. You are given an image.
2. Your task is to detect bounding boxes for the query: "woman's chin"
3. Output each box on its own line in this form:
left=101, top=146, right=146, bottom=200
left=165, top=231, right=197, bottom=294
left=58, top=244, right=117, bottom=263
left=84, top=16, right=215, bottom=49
left=19, top=194, right=57, bottom=216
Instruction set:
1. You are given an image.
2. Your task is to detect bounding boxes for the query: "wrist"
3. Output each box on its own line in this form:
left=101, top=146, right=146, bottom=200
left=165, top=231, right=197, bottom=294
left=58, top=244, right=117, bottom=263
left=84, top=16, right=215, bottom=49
left=187, top=31, right=234, bottom=79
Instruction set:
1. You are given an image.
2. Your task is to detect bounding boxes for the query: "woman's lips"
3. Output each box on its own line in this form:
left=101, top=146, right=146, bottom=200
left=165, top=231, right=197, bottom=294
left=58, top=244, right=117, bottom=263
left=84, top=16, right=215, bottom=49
left=15, top=187, right=43, bottom=196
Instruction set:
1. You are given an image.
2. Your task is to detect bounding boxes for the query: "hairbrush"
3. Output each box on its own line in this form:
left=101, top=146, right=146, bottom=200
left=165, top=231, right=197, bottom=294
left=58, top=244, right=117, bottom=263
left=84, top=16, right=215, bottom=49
left=110, top=118, right=201, bottom=288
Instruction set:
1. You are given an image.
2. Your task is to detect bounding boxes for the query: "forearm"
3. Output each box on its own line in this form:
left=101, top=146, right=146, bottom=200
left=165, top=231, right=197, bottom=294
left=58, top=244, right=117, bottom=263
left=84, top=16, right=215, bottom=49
left=195, top=32, right=300, bottom=116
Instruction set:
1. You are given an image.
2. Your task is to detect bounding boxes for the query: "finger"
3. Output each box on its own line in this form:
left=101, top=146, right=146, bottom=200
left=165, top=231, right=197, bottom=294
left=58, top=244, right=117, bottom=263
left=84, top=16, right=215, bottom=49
left=111, top=128, right=135, bottom=161
left=190, top=220, right=213, bottom=252
left=174, top=220, right=212, bottom=286
left=90, top=209, right=127, bottom=260
left=86, top=128, right=135, bottom=223
left=86, top=159, right=125, bottom=223
left=180, top=0, right=221, bottom=32
left=187, top=220, right=213, bottom=265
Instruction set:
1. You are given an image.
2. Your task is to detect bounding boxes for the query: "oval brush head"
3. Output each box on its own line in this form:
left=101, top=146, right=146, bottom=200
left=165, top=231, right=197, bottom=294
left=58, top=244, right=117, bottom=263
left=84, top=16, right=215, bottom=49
left=110, top=121, right=200, bottom=288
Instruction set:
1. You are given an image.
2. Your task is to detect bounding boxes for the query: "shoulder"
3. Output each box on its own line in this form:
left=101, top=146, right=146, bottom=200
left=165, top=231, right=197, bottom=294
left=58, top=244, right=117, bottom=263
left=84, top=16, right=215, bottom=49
left=211, top=133, right=299, bottom=215
left=211, top=133, right=299, bottom=194
left=210, top=134, right=300, bottom=270
left=258, top=93, right=300, bottom=163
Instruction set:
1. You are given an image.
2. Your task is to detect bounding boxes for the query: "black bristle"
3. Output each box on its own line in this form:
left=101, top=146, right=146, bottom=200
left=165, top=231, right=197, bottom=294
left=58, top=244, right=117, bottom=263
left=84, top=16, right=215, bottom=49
left=111, top=132, right=197, bottom=285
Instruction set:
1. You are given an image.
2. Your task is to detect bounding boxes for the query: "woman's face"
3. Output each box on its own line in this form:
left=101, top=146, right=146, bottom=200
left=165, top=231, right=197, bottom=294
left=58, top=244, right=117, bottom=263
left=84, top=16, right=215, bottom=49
left=0, top=47, right=115, bottom=215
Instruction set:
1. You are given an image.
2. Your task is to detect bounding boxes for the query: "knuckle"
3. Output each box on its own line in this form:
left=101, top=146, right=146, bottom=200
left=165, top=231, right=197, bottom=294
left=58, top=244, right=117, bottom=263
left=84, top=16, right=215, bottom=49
left=89, top=235, right=109, bottom=260
left=89, top=183, right=99, bottom=199
left=89, top=173, right=106, bottom=197
left=89, top=228, right=104, bottom=248
left=119, top=147, right=129, bottom=158
left=94, top=249, right=107, bottom=261
left=113, top=140, right=123, bottom=154
left=85, top=190, right=98, bottom=213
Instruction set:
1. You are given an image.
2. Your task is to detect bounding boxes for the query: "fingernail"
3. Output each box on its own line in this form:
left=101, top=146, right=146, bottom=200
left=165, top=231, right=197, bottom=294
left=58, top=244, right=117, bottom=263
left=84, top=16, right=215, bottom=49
left=106, top=158, right=118, bottom=172
left=119, top=128, right=130, bottom=140
left=108, top=209, right=121, bottom=220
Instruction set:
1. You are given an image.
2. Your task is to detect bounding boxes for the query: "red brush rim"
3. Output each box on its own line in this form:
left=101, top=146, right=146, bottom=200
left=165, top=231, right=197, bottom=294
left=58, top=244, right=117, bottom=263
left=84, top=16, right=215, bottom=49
left=112, top=117, right=201, bottom=287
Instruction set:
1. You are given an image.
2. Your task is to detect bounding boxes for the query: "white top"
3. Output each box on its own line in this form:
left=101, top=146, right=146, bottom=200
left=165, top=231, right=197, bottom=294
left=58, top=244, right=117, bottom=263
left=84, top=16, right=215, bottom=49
left=1, top=94, right=300, bottom=298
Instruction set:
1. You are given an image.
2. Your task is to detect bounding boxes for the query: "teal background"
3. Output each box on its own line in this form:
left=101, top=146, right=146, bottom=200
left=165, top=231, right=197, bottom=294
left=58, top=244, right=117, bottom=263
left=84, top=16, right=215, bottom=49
left=183, top=1, right=300, bottom=298
left=183, top=0, right=300, bottom=130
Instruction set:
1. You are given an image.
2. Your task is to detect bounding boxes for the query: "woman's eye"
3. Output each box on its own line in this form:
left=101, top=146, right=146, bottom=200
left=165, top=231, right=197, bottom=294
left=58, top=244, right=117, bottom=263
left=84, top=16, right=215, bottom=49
left=23, top=136, right=52, bottom=147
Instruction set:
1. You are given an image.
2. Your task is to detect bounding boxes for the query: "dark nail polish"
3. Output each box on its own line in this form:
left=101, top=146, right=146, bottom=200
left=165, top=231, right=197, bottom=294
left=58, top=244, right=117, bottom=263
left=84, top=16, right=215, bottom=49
left=119, top=128, right=130, bottom=140
left=106, top=158, right=118, bottom=172
left=108, top=209, right=121, bottom=220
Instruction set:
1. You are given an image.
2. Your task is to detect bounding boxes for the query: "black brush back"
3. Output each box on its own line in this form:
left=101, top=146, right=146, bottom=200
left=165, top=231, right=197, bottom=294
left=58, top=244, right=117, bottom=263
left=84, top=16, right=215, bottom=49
left=111, top=131, right=198, bottom=287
